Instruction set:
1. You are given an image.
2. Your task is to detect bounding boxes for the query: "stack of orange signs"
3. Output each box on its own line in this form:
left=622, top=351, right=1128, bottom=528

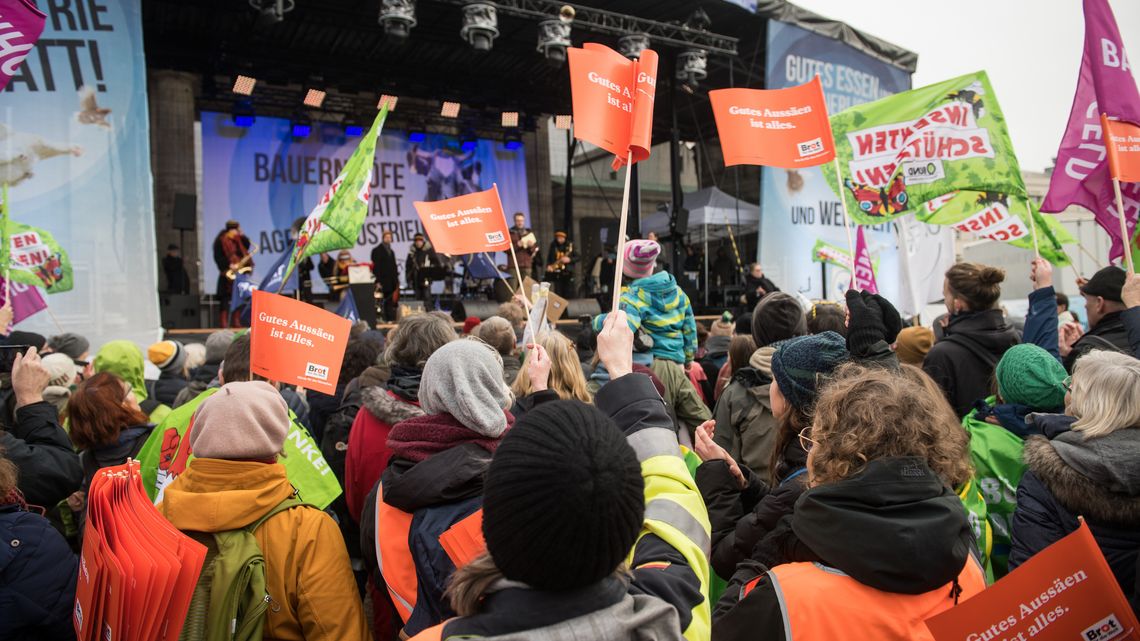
left=73, top=460, right=205, bottom=641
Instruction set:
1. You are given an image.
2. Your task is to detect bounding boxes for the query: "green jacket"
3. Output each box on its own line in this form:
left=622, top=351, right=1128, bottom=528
left=712, top=347, right=777, bottom=482
left=134, top=388, right=341, bottom=510
left=93, top=340, right=171, bottom=424
left=962, top=396, right=1026, bottom=578
left=650, top=358, right=711, bottom=433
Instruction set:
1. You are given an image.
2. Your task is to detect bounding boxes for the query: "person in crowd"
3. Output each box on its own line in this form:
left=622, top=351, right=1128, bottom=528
left=159, top=381, right=370, bottom=641
left=712, top=292, right=807, bottom=479
left=1124, top=272, right=1140, bottom=359
left=594, top=239, right=709, bottom=441
left=360, top=339, right=513, bottom=638
left=162, top=243, right=190, bottom=294
left=596, top=244, right=617, bottom=297
left=544, top=229, right=577, bottom=298
left=66, top=371, right=155, bottom=522
left=0, top=447, right=77, bottom=641
left=474, top=316, right=521, bottom=385
left=510, top=331, right=592, bottom=412
left=147, top=340, right=190, bottom=407
left=893, top=326, right=934, bottom=366
left=712, top=246, right=736, bottom=290
left=1055, top=291, right=1080, bottom=325
left=714, top=363, right=984, bottom=640
left=406, top=233, right=442, bottom=303
left=172, top=330, right=235, bottom=408
left=508, top=212, right=542, bottom=282
left=0, top=347, right=82, bottom=510
left=923, top=262, right=1020, bottom=417
left=1010, top=350, right=1140, bottom=612
left=46, top=332, right=90, bottom=374
left=806, top=301, right=846, bottom=336
left=183, top=341, right=206, bottom=374
left=40, top=353, right=77, bottom=416
left=213, top=220, right=253, bottom=328
left=699, top=312, right=734, bottom=397
left=407, top=310, right=711, bottom=641
left=714, top=335, right=756, bottom=403
left=307, top=337, right=383, bottom=443
left=93, top=339, right=172, bottom=424
left=741, top=263, right=780, bottom=311
left=461, top=316, right=481, bottom=336
left=372, top=230, right=400, bottom=321
left=496, top=300, right=527, bottom=343
left=1060, top=265, right=1130, bottom=371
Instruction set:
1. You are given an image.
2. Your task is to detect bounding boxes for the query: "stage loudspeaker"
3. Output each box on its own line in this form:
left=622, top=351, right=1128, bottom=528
left=349, top=283, right=378, bottom=327
left=159, top=294, right=199, bottom=330
left=565, top=298, right=602, bottom=320
left=172, top=193, right=197, bottom=231
left=451, top=300, right=502, bottom=322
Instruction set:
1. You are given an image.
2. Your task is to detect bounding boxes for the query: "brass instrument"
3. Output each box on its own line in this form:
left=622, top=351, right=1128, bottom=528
left=225, top=243, right=258, bottom=280
left=546, top=241, right=573, bottom=274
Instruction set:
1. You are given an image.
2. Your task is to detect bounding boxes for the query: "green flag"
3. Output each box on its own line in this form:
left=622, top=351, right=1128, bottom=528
left=285, top=104, right=390, bottom=285
left=810, top=238, right=880, bottom=273
left=6, top=219, right=73, bottom=293
left=920, top=191, right=1073, bottom=265
left=824, top=71, right=1026, bottom=226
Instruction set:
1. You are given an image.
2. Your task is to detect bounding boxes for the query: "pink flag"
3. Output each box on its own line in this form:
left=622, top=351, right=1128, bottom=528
left=852, top=226, right=878, bottom=294
left=0, top=277, right=46, bottom=326
left=1040, top=0, right=1140, bottom=261
left=0, top=0, right=47, bottom=92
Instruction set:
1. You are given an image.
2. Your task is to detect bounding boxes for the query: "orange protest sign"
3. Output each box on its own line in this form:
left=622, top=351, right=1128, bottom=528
left=1103, top=115, right=1140, bottom=182
left=568, top=43, right=659, bottom=169
left=709, top=77, right=835, bottom=168
left=250, top=290, right=352, bottom=395
left=925, top=521, right=1139, bottom=641
left=413, top=184, right=512, bottom=256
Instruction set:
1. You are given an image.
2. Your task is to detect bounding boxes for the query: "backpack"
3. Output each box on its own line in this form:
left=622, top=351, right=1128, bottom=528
left=180, top=495, right=314, bottom=641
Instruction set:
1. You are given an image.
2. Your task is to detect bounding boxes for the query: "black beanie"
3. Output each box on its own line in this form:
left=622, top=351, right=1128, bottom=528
left=482, top=400, right=645, bottom=591
left=751, top=292, right=808, bottom=347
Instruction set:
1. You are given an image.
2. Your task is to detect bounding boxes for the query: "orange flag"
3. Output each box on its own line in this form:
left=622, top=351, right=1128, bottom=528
left=709, top=76, right=835, bottom=168
left=250, top=290, right=352, bottom=395
left=1103, top=114, right=1140, bottom=182
left=568, top=43, right=659, bottom=169
left=925, top=521, right=1139, bottom=641
left=413, top=184, right=512, bottom=256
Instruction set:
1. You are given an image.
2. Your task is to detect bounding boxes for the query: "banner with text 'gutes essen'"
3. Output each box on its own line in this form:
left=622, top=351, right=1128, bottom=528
left=2, top=0, right=160, bottom=347
left=200, top=113, right=531, bottom=293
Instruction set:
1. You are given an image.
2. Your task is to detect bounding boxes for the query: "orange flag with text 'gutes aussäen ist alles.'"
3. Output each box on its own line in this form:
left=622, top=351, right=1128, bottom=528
left=1103, top=114, right=1140, bottom=183
left=709, top=76, right=835, bottom=168
left=413, top=184, right=512, bottom=256
left=568, top=43, right=659, bottom=170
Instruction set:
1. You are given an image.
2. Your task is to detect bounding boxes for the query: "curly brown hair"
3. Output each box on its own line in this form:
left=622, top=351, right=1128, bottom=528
left=808, top=363, right=971, bottom=488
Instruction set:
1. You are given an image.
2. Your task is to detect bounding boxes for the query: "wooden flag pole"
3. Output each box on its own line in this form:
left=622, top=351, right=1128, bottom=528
left=611, top=154, right=634, bottom=313
left=1112, top=177, right=1135, bottom=273
left=1076, top=242, right=1103, bottom=269
left=482, top=252, right=518, bottom=297
left=1026, top=199, right=1041, bottom=260
left=832, top=156, right=857, bottom=263
left=504, top=243, right=533, bottom=312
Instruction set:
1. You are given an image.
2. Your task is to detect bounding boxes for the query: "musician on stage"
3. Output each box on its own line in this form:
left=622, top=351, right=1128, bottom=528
left=371, top=230, right=399, bottom=321
left=508, top=212, right=541, bottom=282
left=212, top=220, right=252, bottom=327
left=406, top=233, right=442, bottom=304
left=544, top=229, right=577, bottom=298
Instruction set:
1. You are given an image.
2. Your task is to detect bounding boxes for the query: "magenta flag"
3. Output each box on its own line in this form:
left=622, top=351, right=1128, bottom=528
left=0, top=0, right=47, bottom=92
left=0, top=276, right=46, bottom=326
left=1040, top=0, right=1140, bottom=261
left=852, top=226, right=879, bottom=295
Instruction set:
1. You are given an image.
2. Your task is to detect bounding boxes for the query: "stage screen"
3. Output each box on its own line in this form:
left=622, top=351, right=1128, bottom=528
left=199, top=112, right=531, bottom=293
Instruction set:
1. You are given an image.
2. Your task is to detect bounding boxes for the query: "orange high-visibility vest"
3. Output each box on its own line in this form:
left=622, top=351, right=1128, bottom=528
left=754, top=559, right=986, bottom=641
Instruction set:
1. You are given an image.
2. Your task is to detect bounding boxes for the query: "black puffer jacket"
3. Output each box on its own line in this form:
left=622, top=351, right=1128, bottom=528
left=152, top=370, right=189, bottom=408
left=923, top=309, right=1020, bottom=417
left=0, top=402, right=82, bottom=508
left=0, top=503, right=77, bottom=641
left=1064, top=310, right=1132, bottom=372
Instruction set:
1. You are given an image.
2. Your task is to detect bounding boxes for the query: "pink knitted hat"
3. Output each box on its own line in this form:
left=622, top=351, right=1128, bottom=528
left=190, top=381, right=289, bottom=460
left=622, top=239, right=660, bottom=279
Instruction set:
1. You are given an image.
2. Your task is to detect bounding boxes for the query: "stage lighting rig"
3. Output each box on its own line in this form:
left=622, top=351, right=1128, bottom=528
left=677, top=48, right=708, bottom=87
left=536, top=5, right=574, bottom=64
left=460, top=2, right=499, bottom=51
left=232, top=75, right=257, bottom=96
left=379, top=0, right=417, bottom=40
left=249, top=0, right=294, bottom=24
left=618, top=34, right=650, bottom=60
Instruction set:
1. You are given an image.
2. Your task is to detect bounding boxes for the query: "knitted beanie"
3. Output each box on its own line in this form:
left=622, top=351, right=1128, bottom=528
left=709, top=312, right=734, bottom=337
left=190, top=381, right=289, bottom=459
left=482, top=400, right=644, bottom=590
left=462, top=316, right=482, bottom=335
left=622, top=239, right=660, bottom=279
left=770, top=331, right=849, bottom=411
left=995, top=344, right=1068, bottom=410
left=42, top=353, right=78, bottom=388
left=205, top=330, right=236, bottom=364
left=418, top=339, right=511, bottom=438
left=47, top=332, right=90, bottom=360
left=148, top=340, right=187, bottom=372
left=751, top=292, right=808, bottom=348
left=893, top=326, right=935, bottom=366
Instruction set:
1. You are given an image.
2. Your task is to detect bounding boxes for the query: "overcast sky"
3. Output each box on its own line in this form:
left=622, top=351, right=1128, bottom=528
left=790, top=0, right=1140, bottom=173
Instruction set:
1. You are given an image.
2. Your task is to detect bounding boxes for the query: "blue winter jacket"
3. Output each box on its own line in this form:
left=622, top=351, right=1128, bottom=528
left=0, top=503, right=77, bottom=640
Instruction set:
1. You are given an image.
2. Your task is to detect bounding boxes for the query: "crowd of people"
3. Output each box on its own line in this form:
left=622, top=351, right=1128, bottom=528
left=3, top=236, right=1139, bottom=640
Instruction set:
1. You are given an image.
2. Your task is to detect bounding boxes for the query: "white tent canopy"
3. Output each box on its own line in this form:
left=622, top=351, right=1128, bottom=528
left=640, top=186, right=759, bottom=240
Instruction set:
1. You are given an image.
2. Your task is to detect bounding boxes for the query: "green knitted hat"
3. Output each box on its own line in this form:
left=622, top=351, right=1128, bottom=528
left=995, top=344, right=1068, bottom=410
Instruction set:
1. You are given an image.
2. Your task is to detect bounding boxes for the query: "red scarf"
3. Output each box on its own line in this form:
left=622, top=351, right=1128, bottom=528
left=387, top=411, right=512, bottom=463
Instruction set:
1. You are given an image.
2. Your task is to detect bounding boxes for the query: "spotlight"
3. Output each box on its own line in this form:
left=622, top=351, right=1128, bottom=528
left=249, top=0, right=294, bottom=24
left=676, top=48, right=708, bottom=87
left=460, top=2, right=498, bottom=52
left=460, top=132, right=478, bottom=152
left=231, top=100, right=255, bottom=127
left=554, top=114, right=572, bottom=130
left=344, top=120, right=363, bottom=136
left=618, top=34, right=650, bottom=60
left=232, top=75, right=257, bottom=95
left=441, top=101, right=461, bottom=118
left=378, top=94, right=399, bottom=111
left=378, top=0, right=417, bottom=39
left=536, top=18, right=571, bottom=64
left=291, top=115, right=312, bottom=138
left=303, top=88, right=326, bottom=108
left=408, top=130, right=427, bottom=143
left=501, top=111, right=519, bottom=128
left=504, top=132, right=522, bottom=151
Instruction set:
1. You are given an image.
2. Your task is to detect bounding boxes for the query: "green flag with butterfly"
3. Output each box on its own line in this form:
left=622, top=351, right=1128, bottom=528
left=919, top=191, right=1074, bottom=265
left=823, top=71, right=1027, bottom=226
left=1, top=184, right=73, bottom=293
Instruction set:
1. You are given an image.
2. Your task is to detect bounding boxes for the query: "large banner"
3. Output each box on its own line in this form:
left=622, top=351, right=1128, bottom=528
left=2, top=0, right=159, bottom=347
left=200, top=113, right=530, bottom=292
left=760, top=21, right=950, bottom=307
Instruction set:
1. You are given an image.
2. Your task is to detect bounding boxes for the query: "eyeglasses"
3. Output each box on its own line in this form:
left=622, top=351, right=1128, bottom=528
left=1061, top=376, right=1072, bottom=392
left=798, top=426, right=818, bottom=452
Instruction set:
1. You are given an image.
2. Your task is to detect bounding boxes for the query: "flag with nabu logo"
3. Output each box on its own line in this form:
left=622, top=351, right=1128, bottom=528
left=823, top=71, right=1025, bottom=226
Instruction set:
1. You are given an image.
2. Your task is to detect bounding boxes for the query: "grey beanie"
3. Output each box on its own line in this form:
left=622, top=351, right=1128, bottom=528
left=205, top=330, right=236, bottom=364
left=418, top=339, right=511, bottom=437
left=48, top=332, right=90, bottom=360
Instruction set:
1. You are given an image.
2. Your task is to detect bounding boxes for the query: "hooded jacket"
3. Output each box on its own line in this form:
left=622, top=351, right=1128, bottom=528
left=93, top=340, right=172, bottom=424
left=1010, top=423, right=1140, bottom=613
left=152, top=370, right=189, bottom=408
left=1064, top=310, right=1132, bottom=372
left=160, top=459, right=369, bottom=641
left=923, top=309, right=1020, bottom=417
left=0, top=502, right=77, bottom=641
left=712, top=346, right=777, bottom=479
left=714, top=457, right=984, bottom=641
left=594, top=271, right=698, bottom=364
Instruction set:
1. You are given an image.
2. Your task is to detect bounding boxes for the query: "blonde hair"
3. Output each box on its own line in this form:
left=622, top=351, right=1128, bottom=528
left=475, top=316, right=517, bottom=357
left=1069, top=351, right=1140, bottom=438
left=511, top=331, right=592, bottom=403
